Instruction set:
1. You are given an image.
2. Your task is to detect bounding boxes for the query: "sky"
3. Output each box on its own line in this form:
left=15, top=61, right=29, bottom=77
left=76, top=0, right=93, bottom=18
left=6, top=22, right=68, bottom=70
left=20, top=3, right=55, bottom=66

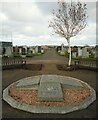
left=0, top=0, right=97, bottom=46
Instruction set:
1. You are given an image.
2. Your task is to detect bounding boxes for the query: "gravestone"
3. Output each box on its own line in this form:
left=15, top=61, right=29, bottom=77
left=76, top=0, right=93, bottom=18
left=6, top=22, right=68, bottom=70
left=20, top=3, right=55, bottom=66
left=72, top=52, right=77, bottom=58
left=38, top=46, right=41, bottom=53
left=95, top=51, right=98, bottom=58
left=41, top=48, right=44, bottom=53
left=78, top=47, right=82, bottom=57
left=57, top=46, right=61, bottom=53
left=37, top=75, right=63, bottom=101
left=60, top=43, right=65, bottom=55
left=22, top=47, right=26, bottom=55
left=32, top=48, right=35, bottom=54
left=82, top=47, right=89, bottom=58
left=35, top=46, right=38, bottom=53
left=61, top=43, right=64, bottom=51
left=19, top=48, right=22, bottom=54
left=6, top=47, right=13, bottom=57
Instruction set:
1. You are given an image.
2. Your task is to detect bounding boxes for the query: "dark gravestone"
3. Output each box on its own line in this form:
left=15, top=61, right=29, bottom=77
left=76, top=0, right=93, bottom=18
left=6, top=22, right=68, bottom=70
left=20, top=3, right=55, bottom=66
left=38, top=46, right=41, bottom=53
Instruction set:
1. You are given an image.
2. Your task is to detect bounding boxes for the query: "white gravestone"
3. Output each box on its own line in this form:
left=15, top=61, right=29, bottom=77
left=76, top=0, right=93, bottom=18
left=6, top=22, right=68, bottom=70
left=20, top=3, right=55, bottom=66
left=82, top=48, right=89, bottom=58
left=35, top=46, right=38, bottom=53
left=72, top=52, right=77, bottom=58
left=78, top=48, right=82, bottom=57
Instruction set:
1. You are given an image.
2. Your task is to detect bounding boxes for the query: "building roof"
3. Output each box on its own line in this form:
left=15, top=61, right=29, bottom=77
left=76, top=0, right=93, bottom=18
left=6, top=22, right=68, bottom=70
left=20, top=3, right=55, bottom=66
left=0, top=41, right=12, bottom=47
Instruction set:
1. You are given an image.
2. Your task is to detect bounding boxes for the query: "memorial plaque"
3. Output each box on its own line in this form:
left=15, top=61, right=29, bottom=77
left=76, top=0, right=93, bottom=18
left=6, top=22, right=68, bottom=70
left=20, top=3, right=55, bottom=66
left=37, top=82, right=63, bottom=101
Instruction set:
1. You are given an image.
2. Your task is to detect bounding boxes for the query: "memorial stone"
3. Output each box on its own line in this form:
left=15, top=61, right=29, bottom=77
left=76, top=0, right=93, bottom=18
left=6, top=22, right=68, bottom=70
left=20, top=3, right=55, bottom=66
left=82, top=47, right=89, bottom=58
left=37, top=75, right=63, bottom=101
left=78, top=47, right=82, bottom=57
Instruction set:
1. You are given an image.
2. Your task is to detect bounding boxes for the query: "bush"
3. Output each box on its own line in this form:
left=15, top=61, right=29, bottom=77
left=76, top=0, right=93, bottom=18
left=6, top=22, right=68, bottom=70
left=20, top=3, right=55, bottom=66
left=89, top=53, right=95, bottom=58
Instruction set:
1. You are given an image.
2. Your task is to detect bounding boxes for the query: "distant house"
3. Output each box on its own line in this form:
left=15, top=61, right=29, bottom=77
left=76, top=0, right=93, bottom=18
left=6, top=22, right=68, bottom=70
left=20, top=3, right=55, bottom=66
left=0, top=41, right=13, bottom=57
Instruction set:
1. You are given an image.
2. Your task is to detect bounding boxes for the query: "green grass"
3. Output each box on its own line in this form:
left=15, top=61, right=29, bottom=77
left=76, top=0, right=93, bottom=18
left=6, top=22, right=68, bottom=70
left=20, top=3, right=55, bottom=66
left=32, top=53, right=43, bottom=56
left=26, top=53, right=43, bottom=57
left=13, top=53, right=21, bottom=57
left=26, top=54, right=33, bottom=57
left=13, top=52, right=43, bottom=58
left=56, top=50, right=69, bottom=58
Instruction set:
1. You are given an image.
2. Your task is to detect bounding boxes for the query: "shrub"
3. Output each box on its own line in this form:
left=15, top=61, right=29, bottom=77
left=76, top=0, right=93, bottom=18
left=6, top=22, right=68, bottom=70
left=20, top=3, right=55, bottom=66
left=89, top=53, right=95, bottom=58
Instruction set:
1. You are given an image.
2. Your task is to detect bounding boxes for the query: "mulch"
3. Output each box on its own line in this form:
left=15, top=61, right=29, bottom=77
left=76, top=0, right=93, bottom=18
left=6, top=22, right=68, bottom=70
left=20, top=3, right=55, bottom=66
left=22, top=64, right=43, bottom=71
left=56, top=64, right=76, bottom=71
left=9, top=82, right=90, bottom=107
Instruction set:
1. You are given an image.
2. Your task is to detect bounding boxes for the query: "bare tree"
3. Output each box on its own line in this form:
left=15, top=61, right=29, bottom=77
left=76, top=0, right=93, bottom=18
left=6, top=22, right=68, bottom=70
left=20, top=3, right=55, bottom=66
left=49, top=0, right=87, bottom=66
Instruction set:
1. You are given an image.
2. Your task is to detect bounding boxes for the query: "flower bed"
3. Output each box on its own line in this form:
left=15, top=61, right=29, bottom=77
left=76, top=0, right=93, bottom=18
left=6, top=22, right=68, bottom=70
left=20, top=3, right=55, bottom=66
left=9, top=83, right=90, bottom=107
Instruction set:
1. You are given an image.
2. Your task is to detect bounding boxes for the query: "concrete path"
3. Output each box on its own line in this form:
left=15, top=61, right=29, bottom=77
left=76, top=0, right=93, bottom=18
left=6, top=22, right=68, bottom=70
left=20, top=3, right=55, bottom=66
left=26, top=48, right=69, bottom=72
left=26, top=49, right=69, bottom=64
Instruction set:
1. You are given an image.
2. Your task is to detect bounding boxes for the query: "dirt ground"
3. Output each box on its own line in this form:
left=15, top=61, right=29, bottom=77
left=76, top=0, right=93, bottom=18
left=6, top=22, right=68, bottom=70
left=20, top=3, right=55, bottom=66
left=2, top=49, right=97, bottom=118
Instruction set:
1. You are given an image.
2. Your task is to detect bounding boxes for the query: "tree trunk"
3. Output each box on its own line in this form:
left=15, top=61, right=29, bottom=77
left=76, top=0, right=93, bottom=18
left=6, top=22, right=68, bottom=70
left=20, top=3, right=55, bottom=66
left=67, top=38, right=71, bottom=66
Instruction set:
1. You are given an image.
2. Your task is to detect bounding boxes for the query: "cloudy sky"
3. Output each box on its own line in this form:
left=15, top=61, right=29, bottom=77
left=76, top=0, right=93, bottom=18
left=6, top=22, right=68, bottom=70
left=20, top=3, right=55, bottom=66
left=0, top=0, right=97, bottom=46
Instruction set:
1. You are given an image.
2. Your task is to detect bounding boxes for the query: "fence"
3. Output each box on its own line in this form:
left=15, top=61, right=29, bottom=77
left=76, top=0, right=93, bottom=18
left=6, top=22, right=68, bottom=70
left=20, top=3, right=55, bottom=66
left=2, top=58, right=26, bottom=70
left=74, top=60, right=97, bottom=71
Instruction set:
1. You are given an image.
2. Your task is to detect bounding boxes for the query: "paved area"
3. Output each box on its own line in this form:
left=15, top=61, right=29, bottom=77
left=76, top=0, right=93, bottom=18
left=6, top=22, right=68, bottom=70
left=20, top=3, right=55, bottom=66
left=26, top=49, right=69, bottom=64
left=2, top=49, right=97, bottom=118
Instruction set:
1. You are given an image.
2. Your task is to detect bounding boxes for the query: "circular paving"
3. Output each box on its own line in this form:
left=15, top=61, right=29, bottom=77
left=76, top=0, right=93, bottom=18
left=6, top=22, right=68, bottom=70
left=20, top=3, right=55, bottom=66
left=3, top=75, right=96, bottom=114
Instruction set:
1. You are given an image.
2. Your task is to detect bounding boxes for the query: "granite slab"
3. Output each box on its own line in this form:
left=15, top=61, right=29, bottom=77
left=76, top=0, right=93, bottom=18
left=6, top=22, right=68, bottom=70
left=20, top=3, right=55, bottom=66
left=37, top=82, right=63, bottom=101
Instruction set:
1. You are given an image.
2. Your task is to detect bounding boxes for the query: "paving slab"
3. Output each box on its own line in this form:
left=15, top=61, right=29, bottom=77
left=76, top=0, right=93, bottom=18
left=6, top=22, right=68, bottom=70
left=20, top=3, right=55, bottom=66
left=40, top=75, right=60, bottom=83
left=59, top=76, right=83, bottom=87
left=37, top=82, right=63, bottom=101
left=16, top=76, right=40, bottom=88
